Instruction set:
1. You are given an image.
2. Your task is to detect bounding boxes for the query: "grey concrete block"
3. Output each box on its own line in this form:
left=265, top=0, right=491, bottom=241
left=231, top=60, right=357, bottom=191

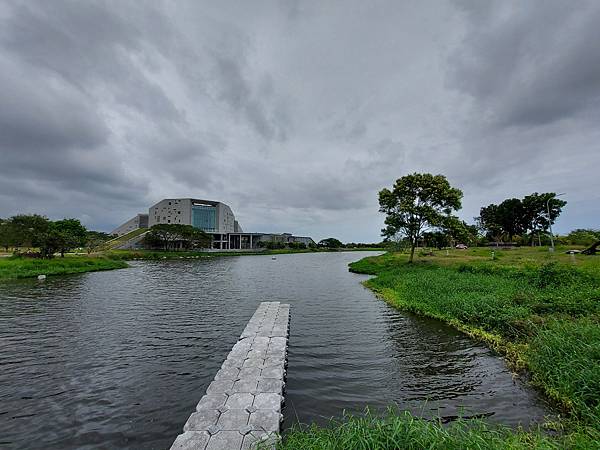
left=265, top=349, right=285, bottom=359
left=260, top=366, right=284, bottom=380
left=253, top=393, right=282, bottom=410
left=196, top=394, right=228, bottom=411
left=269, top=337, right=287, bottom=348
left=263, top=357, right=284, bottom=367
left=183, top=409, right=220, bottom=431
left=225, top=393, right=255, bottom=410
left=242, top=431, right=278, bottom=450
left=232, top=378, right=259, bottom=393
left=257, top=330, right=274, bottom=337
left=206, top=431, right=244, bottom=450
left=238, top=367, right=261, bottom=378
left=249, top=410, right=281, bottom=433
left=214, top=367, right=240, bottom=381
left=242, top=358, right=265, bottom=368
left=247, top=349, right=267, bottom=359
left=233, top=340, right=252, bottom=349
left=170, top=431, right=210, bottom=450
left=217, top=409, right=250, bottom=430
left=207, top=380, right=234, bottom=394
left=222, top=358, right=245, bottom=369
left=270, top=328, right=287, bottom=337
left=256, top=378, right=283, bottom=393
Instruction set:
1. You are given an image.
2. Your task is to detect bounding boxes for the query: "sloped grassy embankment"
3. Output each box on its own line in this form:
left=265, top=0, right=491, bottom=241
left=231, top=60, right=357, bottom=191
left=278, top=248, right=599, bottom=449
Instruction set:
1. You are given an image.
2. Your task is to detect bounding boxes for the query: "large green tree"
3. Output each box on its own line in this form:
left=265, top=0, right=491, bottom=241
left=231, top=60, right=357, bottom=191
left=10, top=214, right=51, bottom=249
left=52, top=219, right=88, bottom=257
left=477, top=204, right=504, bottom=243
left=479, top=193, right=567, bottom=245
left=0, top=218, right=17, bottom=252
left=522, top=193, right=567, bottom=245
left=379, top=173, right=463, bottom=262
left=144, top=224, right=212, bottom=250
left=318, top=238, right=343, bottom=248
left=497, top=198, right=527, bottom=241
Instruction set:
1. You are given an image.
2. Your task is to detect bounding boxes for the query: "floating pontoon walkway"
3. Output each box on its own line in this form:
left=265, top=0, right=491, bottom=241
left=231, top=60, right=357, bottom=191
left=170, top=302, right=290, bottom=450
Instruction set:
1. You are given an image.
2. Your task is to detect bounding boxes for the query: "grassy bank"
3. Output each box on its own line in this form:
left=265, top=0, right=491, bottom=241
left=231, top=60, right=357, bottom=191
left=0, top=256, right=128, bottom=280
left=279, top=410, right=593, bottom=450
left=279, top=246, right=599, bottom=448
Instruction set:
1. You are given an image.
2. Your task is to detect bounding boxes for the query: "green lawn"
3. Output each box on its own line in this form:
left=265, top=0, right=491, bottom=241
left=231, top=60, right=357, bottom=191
left=278, top=410, right=594, bottom=450
left=99, top=227, right=149, bottom=250
left=278, top=246, right=600, bottom=449
left=0, top=256, right=128, bottom=279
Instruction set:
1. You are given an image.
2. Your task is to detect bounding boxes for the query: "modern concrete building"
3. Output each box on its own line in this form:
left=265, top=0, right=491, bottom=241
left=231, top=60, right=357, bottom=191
left=112, top=198, right=314, bottom=250
left=148, top=198, right=239, bottom=232
left=110, top=213, right=148, bottom=236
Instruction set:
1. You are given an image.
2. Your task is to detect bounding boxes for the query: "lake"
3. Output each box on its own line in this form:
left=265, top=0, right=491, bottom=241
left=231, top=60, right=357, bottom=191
left=0, top=252, right=550, bottom=449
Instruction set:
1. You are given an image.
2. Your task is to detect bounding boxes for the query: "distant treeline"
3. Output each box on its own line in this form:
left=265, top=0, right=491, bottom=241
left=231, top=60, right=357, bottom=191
left=377, top=172, right=596, bottom=258
left=0, top=214, right=112, bottom=257
left=477, top=193, right=567, bottom=245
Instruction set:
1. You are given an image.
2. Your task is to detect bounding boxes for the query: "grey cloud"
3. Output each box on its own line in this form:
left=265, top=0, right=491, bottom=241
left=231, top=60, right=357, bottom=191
left=0, top=0, right=597, bottom=241
left=0, top=66, right=107, bottom=152
left=450, top=0, right=600, bottom=128
left=212, top=55, right=289, bottom=141
left=1, top=0, right=182, bottom=122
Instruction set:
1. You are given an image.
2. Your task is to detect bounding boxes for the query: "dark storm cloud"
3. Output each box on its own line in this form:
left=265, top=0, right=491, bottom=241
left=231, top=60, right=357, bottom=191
left=1, top=1, right=182, bottom=121
left=0, top=0, right=597, bottom=240
left=450, top=1, right=600, bottom=129
left=0, top=67, right=106, bottom=152
left=0, top=0, right=179, bottom=226
left=445, top=0, right=600, bottom=234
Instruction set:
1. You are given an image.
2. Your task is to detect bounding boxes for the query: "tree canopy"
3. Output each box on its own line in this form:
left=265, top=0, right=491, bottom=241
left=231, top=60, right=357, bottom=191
left=0, top=214, right=107, bottom=258
left=379, top=173, right=463, bottom=262
left=478, top=193, right=567, bottom=244
left=144, top=224, right=212, bottom=250
left=318, top=238, right=343, bottom=248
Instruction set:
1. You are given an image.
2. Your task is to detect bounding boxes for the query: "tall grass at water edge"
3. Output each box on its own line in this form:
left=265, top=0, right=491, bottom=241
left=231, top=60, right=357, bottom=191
left=275, top=250, right=600, bottom=449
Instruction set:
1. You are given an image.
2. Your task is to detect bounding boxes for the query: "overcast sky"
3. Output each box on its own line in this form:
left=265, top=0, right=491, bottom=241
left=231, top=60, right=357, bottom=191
left=1, top=1, right=598, bottom=242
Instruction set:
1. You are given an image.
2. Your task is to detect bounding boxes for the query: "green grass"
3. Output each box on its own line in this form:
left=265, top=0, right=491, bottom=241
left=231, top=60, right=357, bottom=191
left=99, top=227, right=149, bottom=250
left=281, top=247, right=599, bottom=449
left=278, top=410, right=597, bottom=450
left=0, top=256, right=128, bottom=279
left=340, top=248, right=600, bottom=446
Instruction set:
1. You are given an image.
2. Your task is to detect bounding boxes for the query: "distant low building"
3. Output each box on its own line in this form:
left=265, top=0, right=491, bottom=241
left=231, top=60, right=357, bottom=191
left=111, top=198, right=313, bottom=250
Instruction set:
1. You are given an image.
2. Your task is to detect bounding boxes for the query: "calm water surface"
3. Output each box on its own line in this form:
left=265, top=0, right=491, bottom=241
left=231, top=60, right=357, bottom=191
left=0, top=252, right=550, bottom=449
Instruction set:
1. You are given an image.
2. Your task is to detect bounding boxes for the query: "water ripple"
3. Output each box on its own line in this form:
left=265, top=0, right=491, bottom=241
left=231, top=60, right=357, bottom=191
left=0, top=252, right=550, bottom=449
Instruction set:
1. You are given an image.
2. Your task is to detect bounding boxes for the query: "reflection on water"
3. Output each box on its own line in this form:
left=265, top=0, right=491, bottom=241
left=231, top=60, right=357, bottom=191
left=0, top=252, right=549, bottom=449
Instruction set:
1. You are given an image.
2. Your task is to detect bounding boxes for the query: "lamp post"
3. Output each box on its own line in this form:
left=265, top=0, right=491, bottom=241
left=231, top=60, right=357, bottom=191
left=546, top=193, right=565, bottom=252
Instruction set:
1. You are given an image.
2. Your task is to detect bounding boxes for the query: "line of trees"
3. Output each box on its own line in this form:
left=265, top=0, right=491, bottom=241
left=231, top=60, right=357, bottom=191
left=0, top=214, right=111, bottom=258
left=560, top=229, right=600, bottom=246
left=142, top=224, right=212, bottom=251
left=477, top=193, right=567, bottom=245
left=257, top=241, right=312, bottom=250
left=378, top=173, right=569, bottom=262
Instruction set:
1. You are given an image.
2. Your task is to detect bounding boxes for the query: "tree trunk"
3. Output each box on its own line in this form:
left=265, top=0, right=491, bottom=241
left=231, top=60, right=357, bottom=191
left=409, top=241, right=416, bottom=263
